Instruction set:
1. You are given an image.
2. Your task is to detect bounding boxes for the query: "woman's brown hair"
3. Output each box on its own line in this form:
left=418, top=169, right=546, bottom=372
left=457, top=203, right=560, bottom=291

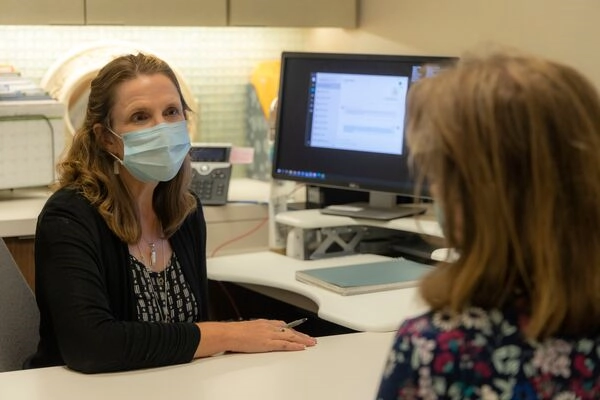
left=408, top=51, right=600, bottom=339
left=56, top=53, right=197, bottom=242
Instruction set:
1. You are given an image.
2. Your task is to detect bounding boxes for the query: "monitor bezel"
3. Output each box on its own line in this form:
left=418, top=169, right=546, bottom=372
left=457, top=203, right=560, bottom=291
left=271, top=51, right=457, bottom=201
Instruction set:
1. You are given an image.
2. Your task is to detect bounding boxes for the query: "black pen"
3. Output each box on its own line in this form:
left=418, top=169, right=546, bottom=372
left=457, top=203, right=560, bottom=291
left=285, top=317, right=308, bottom=329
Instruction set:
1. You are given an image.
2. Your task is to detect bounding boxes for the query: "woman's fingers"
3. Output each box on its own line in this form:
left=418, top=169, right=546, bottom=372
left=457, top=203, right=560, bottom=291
left=231, top=319, right=317, bottom=352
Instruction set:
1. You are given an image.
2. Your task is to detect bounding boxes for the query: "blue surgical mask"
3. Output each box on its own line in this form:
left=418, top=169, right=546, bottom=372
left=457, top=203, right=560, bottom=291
left=108, top=121, right=191, bottom=182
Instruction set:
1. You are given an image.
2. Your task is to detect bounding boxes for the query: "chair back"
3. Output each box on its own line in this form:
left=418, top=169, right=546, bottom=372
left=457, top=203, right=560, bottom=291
left=0, top=238, right=39, bottom=372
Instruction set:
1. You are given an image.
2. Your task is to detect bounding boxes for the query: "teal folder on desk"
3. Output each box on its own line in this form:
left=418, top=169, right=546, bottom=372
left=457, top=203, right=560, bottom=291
left=295, top=258, right=434, bottom=296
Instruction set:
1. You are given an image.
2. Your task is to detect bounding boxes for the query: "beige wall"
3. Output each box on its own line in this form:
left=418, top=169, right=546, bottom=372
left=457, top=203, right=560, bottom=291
left=306, top=0, right=600, bottom=86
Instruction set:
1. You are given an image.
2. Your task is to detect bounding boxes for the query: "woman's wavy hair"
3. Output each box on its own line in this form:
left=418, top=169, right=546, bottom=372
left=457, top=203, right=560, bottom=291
left=408, top=50, right=600, bottom=339
left=56, top=53, right=197, bottom=243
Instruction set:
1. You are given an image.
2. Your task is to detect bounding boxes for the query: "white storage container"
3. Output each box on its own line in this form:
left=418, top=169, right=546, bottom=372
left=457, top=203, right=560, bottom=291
left=0, top=99, right=65, bottom=190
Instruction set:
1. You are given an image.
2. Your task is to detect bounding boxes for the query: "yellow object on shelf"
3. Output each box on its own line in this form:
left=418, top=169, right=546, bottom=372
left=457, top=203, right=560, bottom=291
left=250, top=60, right=280, bottom=119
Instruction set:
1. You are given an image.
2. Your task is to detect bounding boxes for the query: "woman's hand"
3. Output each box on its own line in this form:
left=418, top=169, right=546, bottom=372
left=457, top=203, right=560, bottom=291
left=194, top=319, right=317, bottom=358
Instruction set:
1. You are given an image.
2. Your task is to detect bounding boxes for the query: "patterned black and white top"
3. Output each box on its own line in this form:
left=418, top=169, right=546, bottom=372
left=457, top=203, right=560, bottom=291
left=129, top=252, right=199, bottom=323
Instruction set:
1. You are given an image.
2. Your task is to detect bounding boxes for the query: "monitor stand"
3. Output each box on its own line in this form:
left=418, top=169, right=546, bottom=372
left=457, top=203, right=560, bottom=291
left=319, top=192, right=427, bottom=221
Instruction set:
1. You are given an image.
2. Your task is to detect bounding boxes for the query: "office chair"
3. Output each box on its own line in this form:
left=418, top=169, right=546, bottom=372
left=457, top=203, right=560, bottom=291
left=0, top=238, right=39, bottom=372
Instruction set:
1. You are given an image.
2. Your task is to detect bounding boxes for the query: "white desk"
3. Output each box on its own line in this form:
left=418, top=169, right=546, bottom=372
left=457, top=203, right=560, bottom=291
left=0, top=179, right=270, bottom=256
left=0, top=331, right=394, bottom=400
left=208, top=208, right=444, bottom=332
left=276, top=208, right=443, bottom=237
left=207, top=251, right=429, bottom=332
left=0, top=187, right=50, bottom=238
left=0, top=179, right=271, bottom=288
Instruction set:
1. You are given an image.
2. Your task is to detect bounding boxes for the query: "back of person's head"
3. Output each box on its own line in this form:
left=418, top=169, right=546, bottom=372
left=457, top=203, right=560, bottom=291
left=407, top=49, right=600, bottom=339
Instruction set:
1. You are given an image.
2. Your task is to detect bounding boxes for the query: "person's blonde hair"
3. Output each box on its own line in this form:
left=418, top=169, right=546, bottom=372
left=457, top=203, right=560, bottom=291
left=408, top=51, right=600, bottom=339
left=56, top=53, right=197, bottom=243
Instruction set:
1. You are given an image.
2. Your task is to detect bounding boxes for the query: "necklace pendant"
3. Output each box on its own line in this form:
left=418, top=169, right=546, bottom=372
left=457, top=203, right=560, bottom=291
left=150, top=243, right=157, bottom=266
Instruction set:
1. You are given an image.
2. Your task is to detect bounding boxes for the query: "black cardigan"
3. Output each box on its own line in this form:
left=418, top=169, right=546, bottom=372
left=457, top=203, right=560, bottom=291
left=27, top=188, right=209, bottom=373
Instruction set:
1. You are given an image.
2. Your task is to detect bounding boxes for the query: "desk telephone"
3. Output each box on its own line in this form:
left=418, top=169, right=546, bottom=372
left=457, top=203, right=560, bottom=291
left=189, top=143, right=232, bottom=205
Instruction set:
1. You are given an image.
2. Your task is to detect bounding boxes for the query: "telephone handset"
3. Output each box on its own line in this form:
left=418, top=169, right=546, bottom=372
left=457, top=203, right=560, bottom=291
left=189, top=143, right=232, bottom=206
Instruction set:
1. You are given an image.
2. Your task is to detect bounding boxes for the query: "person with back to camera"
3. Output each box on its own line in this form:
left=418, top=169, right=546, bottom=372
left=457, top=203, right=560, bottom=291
left=376, top=50, right=600, bottom=399
left=26, top=53, right=316, bottom=373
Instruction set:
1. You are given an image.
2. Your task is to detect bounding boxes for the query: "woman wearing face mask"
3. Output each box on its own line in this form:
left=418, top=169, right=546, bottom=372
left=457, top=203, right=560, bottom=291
left=27, top=53, right=316, bottom=374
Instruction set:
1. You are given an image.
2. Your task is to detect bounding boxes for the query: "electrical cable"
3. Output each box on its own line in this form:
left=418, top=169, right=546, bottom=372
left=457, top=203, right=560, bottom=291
left=209, top=215, right=268, bottom=321
left=207, top=182, right=303, bottom=321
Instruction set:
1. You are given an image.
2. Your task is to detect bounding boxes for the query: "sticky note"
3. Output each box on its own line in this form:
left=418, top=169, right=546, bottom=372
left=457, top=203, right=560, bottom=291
left=230, top=147, right=255, bottom=164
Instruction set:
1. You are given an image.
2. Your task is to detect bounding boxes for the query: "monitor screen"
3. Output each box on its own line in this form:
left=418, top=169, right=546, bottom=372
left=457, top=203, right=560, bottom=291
left=271, top=51, right=457, bottom=220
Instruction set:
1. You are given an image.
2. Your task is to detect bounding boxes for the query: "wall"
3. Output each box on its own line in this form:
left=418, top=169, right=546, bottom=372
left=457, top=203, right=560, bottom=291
left=3, top=2, right=599, bottom=175
left=0, top=26, right=308, bottom=147
left=305, top=0, right=600, bottom=87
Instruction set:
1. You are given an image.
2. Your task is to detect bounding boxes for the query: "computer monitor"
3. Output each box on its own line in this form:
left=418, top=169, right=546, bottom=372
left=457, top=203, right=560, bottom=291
left=271, top=51, right=457, bottom=220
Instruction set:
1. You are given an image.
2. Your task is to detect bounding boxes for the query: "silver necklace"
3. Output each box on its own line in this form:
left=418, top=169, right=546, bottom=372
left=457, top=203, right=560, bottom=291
left=137, top=239, right=170, bottom=322
left=138, top=240, right=158, bottom=268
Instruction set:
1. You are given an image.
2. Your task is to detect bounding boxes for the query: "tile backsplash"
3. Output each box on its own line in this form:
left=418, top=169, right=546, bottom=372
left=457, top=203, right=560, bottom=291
left=0, top=25, right=308, bottom=148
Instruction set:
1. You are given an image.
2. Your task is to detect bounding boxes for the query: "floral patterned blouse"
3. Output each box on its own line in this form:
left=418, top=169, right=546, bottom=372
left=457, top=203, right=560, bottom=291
left=377, top=307, right=600, bottom=399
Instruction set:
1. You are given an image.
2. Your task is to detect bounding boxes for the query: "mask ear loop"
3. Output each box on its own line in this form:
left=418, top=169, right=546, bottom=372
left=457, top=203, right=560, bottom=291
left=105, top=124, right=124, bottom=176
left=107, top=152, right=124, bottom=175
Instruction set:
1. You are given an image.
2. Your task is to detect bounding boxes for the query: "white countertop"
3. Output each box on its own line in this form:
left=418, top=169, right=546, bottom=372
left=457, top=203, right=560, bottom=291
left=0, top=178, right=271, bottom=238
left=276, top=208, right=443, bottom=237
left=0, top=187, right=51, bottom=237
left=0, top=331, right=394, bottom=400
left=208, top=250, right=429, bottom=332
